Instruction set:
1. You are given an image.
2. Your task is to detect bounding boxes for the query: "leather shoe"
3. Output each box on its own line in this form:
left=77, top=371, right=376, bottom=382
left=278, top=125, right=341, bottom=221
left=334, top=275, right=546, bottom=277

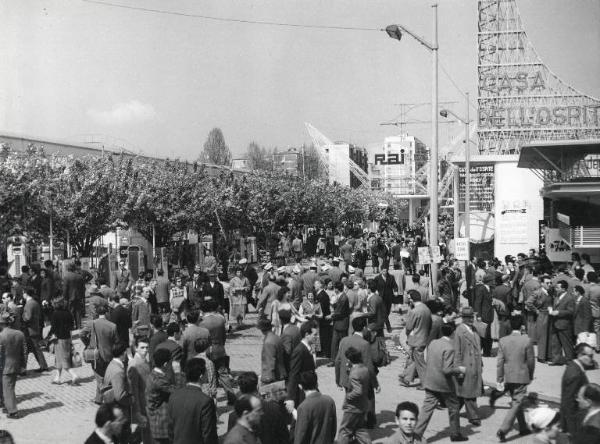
left=496, top=430, right=506, bottom=442
left=450, top=435, right=468, bottom=442
left=489, top=390, right=499, bottom=408
left=7, top=412, right=20, bottom=419
left=469, top=419, right=481, bottom=426
left=519, top=429, right=532, bottom=437
left=398, top=376, right=410, bottom=387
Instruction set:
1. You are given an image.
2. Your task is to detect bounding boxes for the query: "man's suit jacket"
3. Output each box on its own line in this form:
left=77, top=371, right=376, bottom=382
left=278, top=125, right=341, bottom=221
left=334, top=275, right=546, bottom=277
left=300, top=270, right=318, bottom=296
left=335, top=333, right=378, bottom=390
left=331, top=292, right=350, bottom=332
left=327, top=267, right=343, bottom=285
left=167, top=384, right=218, bottom=444
left=201, top=281, right=225, bottom=308
left=259, top=282, right=281, bottom=317
left=574, top=296, right=592, bottom=335
left=22, top=297, right=42, bottom=337
left=561, top=360, right=589, bottom=433
left=198, top=313, right=226, bottom=346
left=496, top=332, right=535, bottom=384
left=315, top=290, right=331, bottom=319
left=83, top=317, right=118, bottom=363
left=261, top=332, right=287, bottom=384
left=155, top=339, right=183, bottom=363
left=224, top=423, right=260, bottom=444
left=286, top=342, right=315, bottom=405
left=110, top=305, right=132, bottom=345
left=103, top=359, right=132, bottom=407
left=127, top=354, right=151, bottom=416
left=374, top=274, right=397, bottom=303
left=405, top=302, right=432, bottom=348
left=343, top=363, right=371, bottom=413
left=294, top=391, right=337, bottom=444
left=552, top=292, right=576, bottom=331
left=280, top=323, right=301, bottom=372
left=62, top=270, right=85, bottom=304
left=472, top=284, right=494, bottom=324
left=423, top=337, right=460, bottom=393
left=181, top=324, right=210, bottom=364
left=367, top=293, right=386, bottom=335
left=492, top=284, right=512, bottom=313
left=0, top=327, right=27, bottom=374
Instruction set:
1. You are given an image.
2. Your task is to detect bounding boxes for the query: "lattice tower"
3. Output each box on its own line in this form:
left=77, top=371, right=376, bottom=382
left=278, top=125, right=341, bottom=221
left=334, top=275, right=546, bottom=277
left=478, top=0, right=600, bottom=155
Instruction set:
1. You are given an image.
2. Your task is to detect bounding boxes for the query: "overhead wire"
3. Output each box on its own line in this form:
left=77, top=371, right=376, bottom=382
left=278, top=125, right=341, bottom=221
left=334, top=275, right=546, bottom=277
left=81, top=0, right=381, bottom=32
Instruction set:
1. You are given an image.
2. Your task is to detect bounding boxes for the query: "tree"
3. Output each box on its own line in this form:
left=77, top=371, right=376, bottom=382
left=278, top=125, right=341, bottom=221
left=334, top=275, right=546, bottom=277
left=299, top=143, right=327, bottom=181
left=200, top=127, right=231, bottom=166
left=246, top=142, right=272, bottom=171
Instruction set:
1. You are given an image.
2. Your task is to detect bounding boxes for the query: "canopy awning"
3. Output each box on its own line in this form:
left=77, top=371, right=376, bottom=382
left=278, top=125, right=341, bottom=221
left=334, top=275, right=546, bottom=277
left=517, top=140, right=600, bottom=172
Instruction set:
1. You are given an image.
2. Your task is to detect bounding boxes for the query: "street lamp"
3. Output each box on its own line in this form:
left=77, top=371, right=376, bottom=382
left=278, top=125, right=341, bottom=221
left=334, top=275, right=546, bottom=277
left=440, top=93, right=471, bottom=240
left=386, top=4, right=439, bottom=288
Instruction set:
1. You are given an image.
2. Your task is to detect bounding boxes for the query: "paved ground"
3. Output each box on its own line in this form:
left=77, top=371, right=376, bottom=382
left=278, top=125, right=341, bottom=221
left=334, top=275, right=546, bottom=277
left=5, top=307, right=597, bottom=444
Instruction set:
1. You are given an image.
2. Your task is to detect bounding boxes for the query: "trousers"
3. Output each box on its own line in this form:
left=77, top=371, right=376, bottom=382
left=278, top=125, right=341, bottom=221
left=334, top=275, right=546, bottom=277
left=331, top=329, right=347, bottom=361
left=26, top=334, right=48, bottom=370
left=415, top=389, right=460, bottom=437
left=550, top=326, right=574, bottom=364
left=402, top=345, right=426, bottom=385
left=2, top=374, right=18, bottom=414
left=497, top=383, right=529, bottom=434
left=337, top=410, right=372, bottom=444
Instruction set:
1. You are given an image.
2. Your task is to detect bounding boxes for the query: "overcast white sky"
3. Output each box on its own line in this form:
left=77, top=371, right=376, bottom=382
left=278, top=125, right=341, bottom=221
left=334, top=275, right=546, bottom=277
left=1, top=0, right=599, bottom=160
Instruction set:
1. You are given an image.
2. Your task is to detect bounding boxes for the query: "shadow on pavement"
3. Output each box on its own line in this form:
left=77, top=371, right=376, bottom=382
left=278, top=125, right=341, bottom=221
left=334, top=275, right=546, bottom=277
left=17, top=401, right=64, bottom=417
left=16, top=392, right=43, bottom=403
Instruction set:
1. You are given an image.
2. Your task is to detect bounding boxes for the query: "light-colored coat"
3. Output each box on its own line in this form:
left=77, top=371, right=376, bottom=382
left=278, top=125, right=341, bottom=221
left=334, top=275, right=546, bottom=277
left=453, top=323, right=483, bottom=398
left=405, top=302, right=432, bottom=348
left=423, top=337, right=460, bottom=393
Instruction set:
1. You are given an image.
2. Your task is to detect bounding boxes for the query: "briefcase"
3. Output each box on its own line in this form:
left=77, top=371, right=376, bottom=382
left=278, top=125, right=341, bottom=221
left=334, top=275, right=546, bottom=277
left=259, top=380, right=287, bottom=402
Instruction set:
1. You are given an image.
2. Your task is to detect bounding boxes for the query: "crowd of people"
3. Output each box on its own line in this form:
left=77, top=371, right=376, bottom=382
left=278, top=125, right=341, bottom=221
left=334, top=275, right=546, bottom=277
left=0, top=231, right=598, bottom=444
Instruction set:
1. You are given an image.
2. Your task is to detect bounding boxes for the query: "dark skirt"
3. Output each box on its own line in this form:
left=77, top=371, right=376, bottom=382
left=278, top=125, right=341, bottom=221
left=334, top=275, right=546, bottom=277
left=55, top=338, right=73, bottom=369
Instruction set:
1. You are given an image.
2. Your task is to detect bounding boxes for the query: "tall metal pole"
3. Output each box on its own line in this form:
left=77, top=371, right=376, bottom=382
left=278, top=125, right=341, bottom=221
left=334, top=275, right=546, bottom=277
left=430, top=3, right=439, bottom=288
left=464, top=92, right=471, bottom=241
left=49, top=214, right=54, bottom=260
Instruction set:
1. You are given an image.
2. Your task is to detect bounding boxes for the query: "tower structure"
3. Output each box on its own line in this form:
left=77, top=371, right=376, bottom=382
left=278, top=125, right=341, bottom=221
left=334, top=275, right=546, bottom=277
left=478, top=0, right=600, bottom=154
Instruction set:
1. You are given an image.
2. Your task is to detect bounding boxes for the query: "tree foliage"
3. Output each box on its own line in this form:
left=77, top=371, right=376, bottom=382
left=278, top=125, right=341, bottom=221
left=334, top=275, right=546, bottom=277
left=0, top=147, right=402, bottom=255
left=200, top=127, right=231, bottom=166
left=246, top=142, right=273, bottom=171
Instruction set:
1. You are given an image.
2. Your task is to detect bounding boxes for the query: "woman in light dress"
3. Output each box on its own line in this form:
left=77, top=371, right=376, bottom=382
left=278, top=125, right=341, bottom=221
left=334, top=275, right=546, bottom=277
left=229, top=268, right=250, bottom=329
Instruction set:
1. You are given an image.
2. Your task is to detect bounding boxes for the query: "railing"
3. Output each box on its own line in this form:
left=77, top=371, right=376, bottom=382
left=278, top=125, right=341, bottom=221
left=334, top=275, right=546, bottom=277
left=572, top=226, right=600, bottom=248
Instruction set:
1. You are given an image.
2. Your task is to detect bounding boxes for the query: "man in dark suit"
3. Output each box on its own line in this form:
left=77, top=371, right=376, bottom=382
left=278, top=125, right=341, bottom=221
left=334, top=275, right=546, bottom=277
left=286, top=320, right=318, bottom=411
left=337, top=346, right=373, bottom=443
left=62, top=261, right=86, bottom=328
left=240, top=259, right=258, bottom=307
left=374, top=267, right=398, bottom=332
left=560, top=343, right=595, bottom=434
left=279, top=309, right=301, bottom=373
left=492, top=314, right=536, bottom=442
left=181, top=311, right=210, bottom=366
left=21, top=287, right=48, bottom=372
left=472, top=274, right=494, bottom=357
left=201, top=273, right=225, bottom=310
left=0, top=312, right=27, bottom=418
left=549, top=280, right=576, bottom=365
left=414, top=323, right=467, bottom=442
left=155, top=323, right=184, bottom=364
left=258, top=318, right=286, bottom=384
left=103, top=342, right=133, bottom=410
left=110, top=298, right=132, bottom=346
left=227, top=372, right=290, bottom=444
left=331, top=281, right=351, bottom=362
left=399, top=290, right=431, bottom=388
left=336, top=316, right=378, bottom=426
left=81, top=306, right=118, bottom=404
left=315, top=280, right=333, bottom=358
left=199, top=300, right=227, bottom=347
left=167, top=358, right=218, bottom=444
left=295, top=371, right=337, bottom=444
left=85, top=403, right=126, bottom=444
left=224, top=394, right=263, bottom=444
left=366, top=280, right=386, bottom=338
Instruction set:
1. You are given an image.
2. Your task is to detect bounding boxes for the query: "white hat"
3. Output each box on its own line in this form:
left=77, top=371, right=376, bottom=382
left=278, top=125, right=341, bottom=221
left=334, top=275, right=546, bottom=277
left=309, top=263, right=317, bottom=269
left=528, top=407, right=558, bottom=430
left=332, top=257, right=341, bottom=263
left=321, top=264, right=331, bottom=271
left=292, top=265, right=301, bottom=274
left=264, top=262, right=273, bottom=271
left=348, top=265, right=355, bottom=274
left=239, top=258, right=248, bottom=265
left=277, top=266, right=287, bottom=273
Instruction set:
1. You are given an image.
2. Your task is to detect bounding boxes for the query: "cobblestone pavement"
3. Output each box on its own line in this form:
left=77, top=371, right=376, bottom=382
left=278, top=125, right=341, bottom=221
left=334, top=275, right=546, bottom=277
left=2, top=308, right=577, bottom=444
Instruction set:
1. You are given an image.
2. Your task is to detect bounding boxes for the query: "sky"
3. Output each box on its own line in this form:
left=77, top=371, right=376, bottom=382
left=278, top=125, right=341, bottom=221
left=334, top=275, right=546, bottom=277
left=1, top=0, right=599, bottom=160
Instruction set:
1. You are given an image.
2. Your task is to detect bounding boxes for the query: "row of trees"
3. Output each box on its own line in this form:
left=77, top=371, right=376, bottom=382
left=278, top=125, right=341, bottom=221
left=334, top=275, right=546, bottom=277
left=199, top=127, right=326, bottom=180
left=1, top=147, right=403, bottom=256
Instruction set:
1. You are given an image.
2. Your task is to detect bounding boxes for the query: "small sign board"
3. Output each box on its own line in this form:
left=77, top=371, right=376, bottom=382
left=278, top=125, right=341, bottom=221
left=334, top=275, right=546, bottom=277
left=454, top=238, right=470, bottom=261
left=431, top=246, right=443, bottom=263
left=418, top=247, right=431, bottom=264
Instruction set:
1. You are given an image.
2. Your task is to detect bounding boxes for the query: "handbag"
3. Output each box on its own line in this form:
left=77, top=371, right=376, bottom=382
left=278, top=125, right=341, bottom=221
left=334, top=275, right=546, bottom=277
left=259, top=380, right=287, bottom=402
left=83, top=321, right=100, bottom=364
left=71, top=344, right=83, bottom=368
left=473, top=319, right=489, bottom=338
